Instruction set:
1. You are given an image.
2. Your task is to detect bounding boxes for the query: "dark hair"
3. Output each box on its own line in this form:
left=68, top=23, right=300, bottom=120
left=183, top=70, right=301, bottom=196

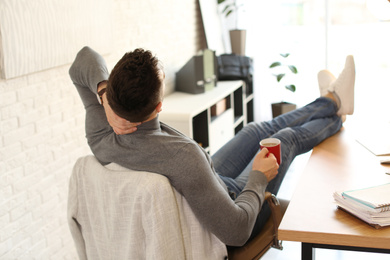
left=106, top=48, right=163, bottom=122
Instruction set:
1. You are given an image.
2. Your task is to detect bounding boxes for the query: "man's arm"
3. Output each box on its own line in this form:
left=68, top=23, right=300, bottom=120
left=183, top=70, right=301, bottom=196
left=69, top=47, right=109, bottom=98
left=69, top=46, right=138, bottom=136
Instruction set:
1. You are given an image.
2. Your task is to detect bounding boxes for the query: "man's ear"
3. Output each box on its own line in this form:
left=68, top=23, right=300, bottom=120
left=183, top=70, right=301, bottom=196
left=155, top=102, right=163, bottom=113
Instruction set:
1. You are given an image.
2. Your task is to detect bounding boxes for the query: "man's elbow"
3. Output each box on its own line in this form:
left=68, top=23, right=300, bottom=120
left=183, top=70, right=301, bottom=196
left=68, top=46, right=92, bottom=78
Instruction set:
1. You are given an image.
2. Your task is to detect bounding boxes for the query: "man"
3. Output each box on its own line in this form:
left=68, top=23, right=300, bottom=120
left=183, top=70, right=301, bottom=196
left=69, top=46, right=355, bottom=246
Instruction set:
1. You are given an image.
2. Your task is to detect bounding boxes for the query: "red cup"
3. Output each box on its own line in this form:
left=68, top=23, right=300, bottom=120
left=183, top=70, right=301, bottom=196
left=260, top=138, right=282, bottom=165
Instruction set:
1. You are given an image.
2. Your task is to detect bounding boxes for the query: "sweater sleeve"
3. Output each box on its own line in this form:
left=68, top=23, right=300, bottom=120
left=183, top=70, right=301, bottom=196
left=164, top=143, right=268, bottom=246
left=69, top=46, right=113, bottom=144
left=69, top=46, right=109, bottom=96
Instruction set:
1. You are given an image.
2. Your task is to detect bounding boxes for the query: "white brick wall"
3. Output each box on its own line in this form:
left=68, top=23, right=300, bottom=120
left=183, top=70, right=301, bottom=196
left=0, top=0, right=205, bottom=258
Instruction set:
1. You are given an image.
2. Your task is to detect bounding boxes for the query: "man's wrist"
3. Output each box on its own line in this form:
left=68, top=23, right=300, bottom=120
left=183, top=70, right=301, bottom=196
left=97, top=80, right=107, bottom=92
left=98, top=88, right=106, bottom=105
left=97, top=80, right=107, bottom=105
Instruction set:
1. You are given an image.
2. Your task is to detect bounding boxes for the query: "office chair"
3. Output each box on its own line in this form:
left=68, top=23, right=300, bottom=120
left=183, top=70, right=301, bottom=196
left=68, top=155, right=287, bottom=260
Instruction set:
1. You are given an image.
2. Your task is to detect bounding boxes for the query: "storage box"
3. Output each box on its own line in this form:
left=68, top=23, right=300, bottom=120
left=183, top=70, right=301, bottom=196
left=211, top=98, right=227, bottom=116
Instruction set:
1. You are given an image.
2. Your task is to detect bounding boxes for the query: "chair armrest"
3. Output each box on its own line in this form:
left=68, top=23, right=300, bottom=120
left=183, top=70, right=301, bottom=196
left=227, top=192, right=289, bottom=259
left=265, top=191, right=285, bottom=250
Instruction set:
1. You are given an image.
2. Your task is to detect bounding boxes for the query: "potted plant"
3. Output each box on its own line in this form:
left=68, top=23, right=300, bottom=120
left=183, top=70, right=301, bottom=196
left=217, top=0, right=246, bottom=55
left=269, top=53, right=298, bottom=118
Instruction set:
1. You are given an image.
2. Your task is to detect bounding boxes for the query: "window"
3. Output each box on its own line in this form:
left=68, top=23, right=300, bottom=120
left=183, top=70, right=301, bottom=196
left=247, top=0, right=390, bottom=121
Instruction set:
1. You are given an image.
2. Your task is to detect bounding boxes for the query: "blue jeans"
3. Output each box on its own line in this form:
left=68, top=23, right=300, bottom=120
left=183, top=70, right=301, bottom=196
left=212, top=97, right=342, bottom=238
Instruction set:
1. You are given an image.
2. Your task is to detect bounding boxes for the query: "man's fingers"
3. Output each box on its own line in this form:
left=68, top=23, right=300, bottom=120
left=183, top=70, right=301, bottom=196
left=103, top=100, right=140, bottom=134
left=110, top=117, right=140, bottom=133
left=115, top=119, right=140, bottom=128
left=267, top=152, right=277, bottom=160
left=260, top=147, right=278, bottom=162
left=113, top=126, right=138, bottom=135
left=259, top=147, right=269, bottom=157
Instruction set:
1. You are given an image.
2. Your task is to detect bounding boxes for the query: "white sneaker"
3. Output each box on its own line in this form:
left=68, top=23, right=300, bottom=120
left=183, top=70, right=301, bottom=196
left=317, top=70, right=336, bottom=96
left=328, top=55, right=355, bottom=116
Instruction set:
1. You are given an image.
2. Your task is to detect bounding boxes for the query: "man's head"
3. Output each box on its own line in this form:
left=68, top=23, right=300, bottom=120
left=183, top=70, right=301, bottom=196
left=106, top=48, right=164, bottom=122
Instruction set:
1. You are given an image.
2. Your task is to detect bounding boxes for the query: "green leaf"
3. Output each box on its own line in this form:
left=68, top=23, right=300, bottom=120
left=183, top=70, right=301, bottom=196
left=269, top=62, right=281, bottom=68
left=288, top=65, right=298, bottom=74
left=276, top=74, right=285, bottom=82
left=222, top=5, right=230, bottom=13
left=218, top=0, right=226, bottom=4
left=225, top=9, right=233, bottom=17
left=285, top=85, right=296, bottom=92
left=280, top=53, right=290, bottom=58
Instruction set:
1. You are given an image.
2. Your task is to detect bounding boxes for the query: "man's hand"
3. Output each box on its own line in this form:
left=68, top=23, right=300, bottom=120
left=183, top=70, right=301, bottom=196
left=252, top=148, right=279, bottom=182
left=98, top=82, right=140, bottom=135
left=103, top=94, right=140, bottom=134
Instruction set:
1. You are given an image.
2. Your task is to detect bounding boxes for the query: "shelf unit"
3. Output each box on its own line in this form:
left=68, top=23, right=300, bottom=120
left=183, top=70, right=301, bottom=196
left=160, top=80, right=253, bottom=155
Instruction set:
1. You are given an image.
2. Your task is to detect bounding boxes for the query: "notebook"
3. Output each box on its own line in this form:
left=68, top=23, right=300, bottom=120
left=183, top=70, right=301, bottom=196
left=334, top=183, right=390, bottom=228
left=342, top=183, right=390, bottom=211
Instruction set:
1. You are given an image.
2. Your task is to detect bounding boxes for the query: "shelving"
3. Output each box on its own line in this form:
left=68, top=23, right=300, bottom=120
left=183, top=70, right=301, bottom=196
left=159, top=80, right=253, bottom=155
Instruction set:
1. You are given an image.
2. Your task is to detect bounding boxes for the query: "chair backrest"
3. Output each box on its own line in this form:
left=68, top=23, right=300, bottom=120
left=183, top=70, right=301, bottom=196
left=68, top=155, right=227, bottom=260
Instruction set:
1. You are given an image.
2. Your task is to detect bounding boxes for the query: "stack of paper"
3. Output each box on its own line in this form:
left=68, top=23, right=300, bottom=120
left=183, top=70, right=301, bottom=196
left=333, top=183, right=390, bottom=228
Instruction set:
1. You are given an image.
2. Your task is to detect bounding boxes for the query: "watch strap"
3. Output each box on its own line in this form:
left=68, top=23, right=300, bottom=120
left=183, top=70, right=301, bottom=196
left=98, top=88, right=106, bottom=105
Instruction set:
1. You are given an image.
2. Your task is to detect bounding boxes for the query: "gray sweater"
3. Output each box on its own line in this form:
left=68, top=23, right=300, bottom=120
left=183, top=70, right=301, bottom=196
left=69, top=46, right=268, bottom=246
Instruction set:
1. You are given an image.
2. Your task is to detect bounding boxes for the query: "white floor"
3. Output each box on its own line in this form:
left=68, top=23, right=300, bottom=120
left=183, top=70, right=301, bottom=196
left=262, top=240, right=390, bottom=260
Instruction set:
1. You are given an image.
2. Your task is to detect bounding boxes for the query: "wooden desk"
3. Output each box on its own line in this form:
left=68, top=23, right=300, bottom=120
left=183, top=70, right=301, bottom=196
left=278, top=128, right=390, bottom=259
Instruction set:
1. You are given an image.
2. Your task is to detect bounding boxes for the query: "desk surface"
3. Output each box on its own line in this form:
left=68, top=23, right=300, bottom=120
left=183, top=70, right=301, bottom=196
left=279, top=128, right=390, bottom=250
